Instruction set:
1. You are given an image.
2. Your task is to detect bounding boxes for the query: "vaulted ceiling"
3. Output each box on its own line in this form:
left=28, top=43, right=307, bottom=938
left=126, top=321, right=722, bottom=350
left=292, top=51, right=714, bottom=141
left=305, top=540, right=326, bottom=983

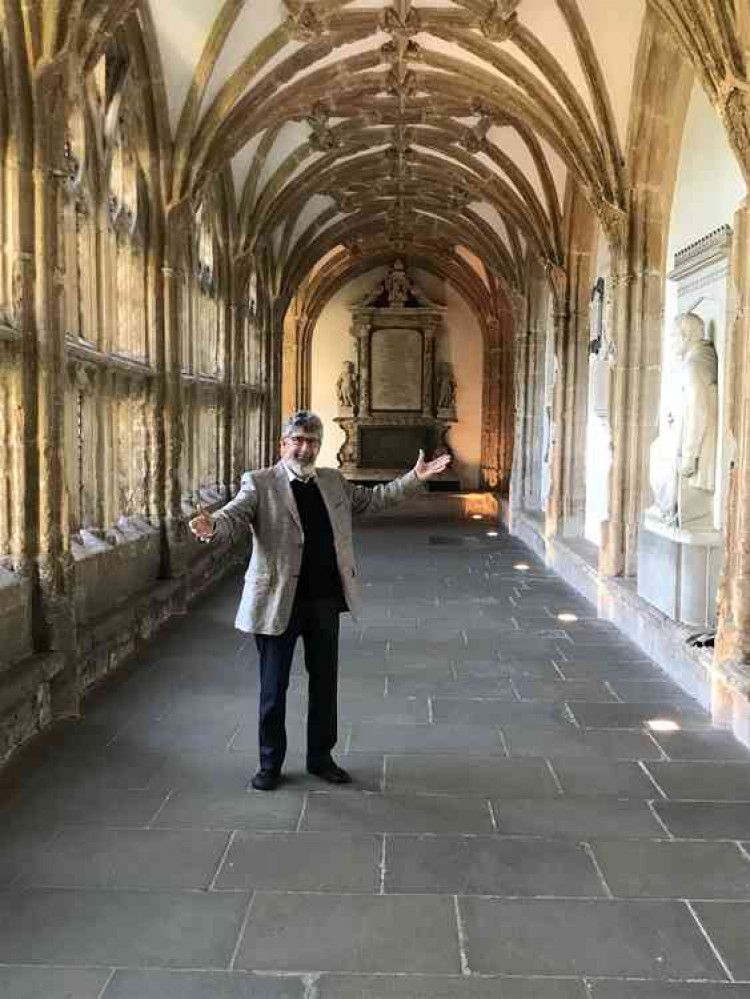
left=134, top=0, right=650, bottom=309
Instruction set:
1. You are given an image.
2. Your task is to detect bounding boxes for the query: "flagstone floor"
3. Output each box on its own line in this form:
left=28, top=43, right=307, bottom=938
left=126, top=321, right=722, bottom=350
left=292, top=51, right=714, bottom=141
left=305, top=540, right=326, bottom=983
left=1, top=512, right=750, bottom=998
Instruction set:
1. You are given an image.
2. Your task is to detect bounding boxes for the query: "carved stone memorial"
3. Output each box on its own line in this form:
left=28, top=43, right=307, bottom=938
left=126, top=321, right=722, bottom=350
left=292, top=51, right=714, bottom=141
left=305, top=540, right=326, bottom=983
left=335, top=261, right=456, bottom=482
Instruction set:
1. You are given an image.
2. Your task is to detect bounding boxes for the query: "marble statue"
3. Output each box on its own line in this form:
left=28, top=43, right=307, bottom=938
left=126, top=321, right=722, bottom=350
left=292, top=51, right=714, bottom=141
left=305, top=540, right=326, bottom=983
left=436, top=361, right=457, bottom=410
left=649, top=312, right=719, bottom=527
left=336, top=360, right=358, bottom=409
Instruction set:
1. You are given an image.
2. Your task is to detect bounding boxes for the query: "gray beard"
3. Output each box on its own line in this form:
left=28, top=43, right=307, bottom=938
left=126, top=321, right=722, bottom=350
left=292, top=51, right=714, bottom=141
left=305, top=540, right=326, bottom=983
left=286, top=457, right=316, bottom=478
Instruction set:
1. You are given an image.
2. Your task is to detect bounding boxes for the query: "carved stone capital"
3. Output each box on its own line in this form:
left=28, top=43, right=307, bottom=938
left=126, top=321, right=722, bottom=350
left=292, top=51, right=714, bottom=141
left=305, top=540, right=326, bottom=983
left=595, top=199, right=629, bottom=262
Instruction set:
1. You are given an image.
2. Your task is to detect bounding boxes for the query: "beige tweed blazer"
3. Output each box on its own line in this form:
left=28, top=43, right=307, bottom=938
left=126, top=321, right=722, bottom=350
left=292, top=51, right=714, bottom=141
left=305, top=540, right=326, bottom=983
left=211, top=462, right=425, bottom=635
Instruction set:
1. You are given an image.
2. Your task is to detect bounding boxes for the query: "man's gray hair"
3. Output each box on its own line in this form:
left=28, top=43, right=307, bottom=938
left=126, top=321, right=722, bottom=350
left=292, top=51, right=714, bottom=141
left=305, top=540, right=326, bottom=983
left=281, top=410, right=324, bottom=441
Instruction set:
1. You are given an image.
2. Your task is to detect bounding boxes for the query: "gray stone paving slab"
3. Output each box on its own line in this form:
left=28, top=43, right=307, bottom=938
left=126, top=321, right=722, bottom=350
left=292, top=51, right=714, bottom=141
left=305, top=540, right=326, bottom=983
left=2, top=785, right=168, bottom=829
left=385, top=835, right=605, bottom=896
left=554, top=661, right=664, bottom=681
left=493, top=798, right=666, bottom=839
left=0, top=825, right=59, bottom=885
left=645, top=762, right=750, bottom=801
left=501, top=725, right=663, bottom=760
left=652, top=730, right=750, bottom=762
left=146, top=750, right=260, bottom=791
left=233, top=892, right=461, bottom=973
left=13, top=746, right=167, bottom=794
left=385, top=677, right=515, bottom=697
left=691, top=901, right=750, bottom=979
left=607, top=680, right=702, bottom=703
left=567, top=702, right=710, bottom=730
left=103, top=970, right=306, bottom=998
left=385, top=755, right=560, bottom=796
left=654, top=801, right=750, bottom=839
left=315, top=974, right=588, bottom=998
left=512, top=679, right=617, bottom=702
left=0, top=967, right=112, bottom=999
left=590, top=839, right=750, bottom=898
left=17, top=827, right=230, bottom=890
left=347, top=723, right=507, bottom=754
left=550, top=758, right=661, bottom=798
left=456, top=659, right=560, bottom=680
left=459, top=897, right=727, bottom=978
left=151, top=788, right=305, bottom=831
left=432, top=698, right=569, bottom=726
left=589, top=984, right=750, bottom=998
left=301, top=790, right=494, bottom=833
left=0, top=888, right=249, bottom=967
left=215, top=832, right=380, bottom=891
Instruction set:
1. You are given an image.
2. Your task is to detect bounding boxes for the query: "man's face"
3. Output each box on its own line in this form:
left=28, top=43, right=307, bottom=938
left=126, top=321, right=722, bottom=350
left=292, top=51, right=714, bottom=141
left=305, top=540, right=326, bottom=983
left=280, top=429, right=321, bottom=476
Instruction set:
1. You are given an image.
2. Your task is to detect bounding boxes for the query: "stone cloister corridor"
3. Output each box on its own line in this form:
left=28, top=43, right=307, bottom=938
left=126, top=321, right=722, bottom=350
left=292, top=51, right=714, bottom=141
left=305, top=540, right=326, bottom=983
left=2, top=509, right=750, bottom=998
left=4, top=0, right=750, bottom=995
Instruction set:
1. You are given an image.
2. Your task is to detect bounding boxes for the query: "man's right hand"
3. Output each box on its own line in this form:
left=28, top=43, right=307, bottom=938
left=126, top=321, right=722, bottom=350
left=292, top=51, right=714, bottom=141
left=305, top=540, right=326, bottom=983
left=189, top=509, right=215, bottom=542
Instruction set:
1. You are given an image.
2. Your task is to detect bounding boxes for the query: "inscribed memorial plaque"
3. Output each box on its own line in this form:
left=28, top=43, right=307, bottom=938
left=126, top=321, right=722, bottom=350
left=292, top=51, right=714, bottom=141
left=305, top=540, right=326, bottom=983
left=370, top=328, right=422, bottom=411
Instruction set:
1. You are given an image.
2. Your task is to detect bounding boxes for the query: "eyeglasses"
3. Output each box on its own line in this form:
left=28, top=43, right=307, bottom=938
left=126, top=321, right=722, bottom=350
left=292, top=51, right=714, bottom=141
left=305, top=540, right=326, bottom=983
left=284, top=435, right=321, bottom=447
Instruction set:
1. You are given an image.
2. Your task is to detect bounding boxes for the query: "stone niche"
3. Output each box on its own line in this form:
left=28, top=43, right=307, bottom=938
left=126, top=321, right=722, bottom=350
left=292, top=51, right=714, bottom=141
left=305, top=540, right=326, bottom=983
left=638, top=226, right=732, bottom=627
left=335, top=261, right=457, bottom=483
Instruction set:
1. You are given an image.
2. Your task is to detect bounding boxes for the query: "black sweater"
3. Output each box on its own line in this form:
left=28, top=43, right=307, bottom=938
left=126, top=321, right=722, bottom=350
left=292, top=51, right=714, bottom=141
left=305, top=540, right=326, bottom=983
left=290, top=478, right=344, bottom=604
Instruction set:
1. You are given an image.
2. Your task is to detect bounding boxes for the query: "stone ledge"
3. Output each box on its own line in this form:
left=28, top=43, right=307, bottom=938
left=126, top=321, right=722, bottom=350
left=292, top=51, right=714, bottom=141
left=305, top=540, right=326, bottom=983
left=0, top=652, right=66, bottom=767
left=506, top=507, right=750, bottom=748
left=0, top=568, right=33, bottom=667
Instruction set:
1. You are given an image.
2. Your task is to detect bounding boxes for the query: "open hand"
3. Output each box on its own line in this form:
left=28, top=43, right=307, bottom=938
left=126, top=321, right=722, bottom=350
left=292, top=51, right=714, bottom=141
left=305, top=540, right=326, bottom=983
left=414, top=448, right=452, bottom=481
left=189, top=508, right=215, bottom=541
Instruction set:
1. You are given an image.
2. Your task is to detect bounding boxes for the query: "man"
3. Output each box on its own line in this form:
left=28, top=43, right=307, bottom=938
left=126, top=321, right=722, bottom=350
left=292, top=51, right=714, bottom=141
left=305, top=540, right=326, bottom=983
left=189, top=410, right=451, bottom=790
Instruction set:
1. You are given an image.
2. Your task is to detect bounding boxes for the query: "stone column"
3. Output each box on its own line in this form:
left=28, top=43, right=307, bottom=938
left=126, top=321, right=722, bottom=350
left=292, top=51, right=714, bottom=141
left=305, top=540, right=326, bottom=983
left=355, top=319, right=371, bottom=417
left=599, top=194, right=663, bottom=577
left=545, top=301, right=569, bottom=539
left=162, top=262, right=185, bottom=544
left=422, top=324, right=436, bottom=418
left=716, top=199, right=750, bottom=682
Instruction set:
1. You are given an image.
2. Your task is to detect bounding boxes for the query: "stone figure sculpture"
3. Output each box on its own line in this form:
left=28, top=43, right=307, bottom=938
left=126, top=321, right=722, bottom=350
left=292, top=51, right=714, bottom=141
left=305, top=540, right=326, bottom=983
left=649, top=312, right=719, bottom=527
left=385, top=259, right=412, bottom=306
left=336, top=360, right=358, bottom=409
left=436, top=362, right=457, bottom=410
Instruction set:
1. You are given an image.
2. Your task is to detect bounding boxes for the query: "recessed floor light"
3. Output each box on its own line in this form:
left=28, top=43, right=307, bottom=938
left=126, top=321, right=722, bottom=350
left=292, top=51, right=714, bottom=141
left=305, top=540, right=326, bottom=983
left=647, top=718, right=681, bottom=732
left=557, top=613, right=578, bottom=623
left=487, top=531, right=499, bottom=537
left=514, top=563, right=530, bottom=571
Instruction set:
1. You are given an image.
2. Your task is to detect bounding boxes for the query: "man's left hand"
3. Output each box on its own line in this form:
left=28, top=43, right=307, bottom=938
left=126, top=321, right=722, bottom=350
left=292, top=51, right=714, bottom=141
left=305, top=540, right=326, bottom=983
left=414, top=449, right=452, bottom=481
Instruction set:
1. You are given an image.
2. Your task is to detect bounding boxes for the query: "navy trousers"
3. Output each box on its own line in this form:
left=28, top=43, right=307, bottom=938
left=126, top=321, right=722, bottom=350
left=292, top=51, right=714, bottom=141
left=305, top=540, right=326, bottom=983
left=254, top=598, right=341, bottom=773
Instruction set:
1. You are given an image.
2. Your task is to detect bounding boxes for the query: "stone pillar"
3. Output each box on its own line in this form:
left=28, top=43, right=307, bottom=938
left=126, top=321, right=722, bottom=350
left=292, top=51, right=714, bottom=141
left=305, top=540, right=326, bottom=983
left=545, top=305, right=569, bottom=538
left=162, top=262, right=185, bottom=544
left=422, top=324, right=436, bottom=417
left=716, top=199, right=750, bottom=673
left=599, top=193, right=663, bottom=577
left=355, top=319, right=371, bottom=417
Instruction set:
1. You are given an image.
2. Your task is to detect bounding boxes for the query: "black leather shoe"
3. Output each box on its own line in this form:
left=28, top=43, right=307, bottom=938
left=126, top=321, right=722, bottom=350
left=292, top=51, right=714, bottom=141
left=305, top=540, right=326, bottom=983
left=307, top=761, right=352, bottom=784
left=251, top=768, right=280, bottom=791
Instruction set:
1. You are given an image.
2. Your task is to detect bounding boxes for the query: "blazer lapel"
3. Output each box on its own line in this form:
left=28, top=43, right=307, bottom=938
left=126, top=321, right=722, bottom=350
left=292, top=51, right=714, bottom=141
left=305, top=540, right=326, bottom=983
left=275, top=462, right=303, bottom=532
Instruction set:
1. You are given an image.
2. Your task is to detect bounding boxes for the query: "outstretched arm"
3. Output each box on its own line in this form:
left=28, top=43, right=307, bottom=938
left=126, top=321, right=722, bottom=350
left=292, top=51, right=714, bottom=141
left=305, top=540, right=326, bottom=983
left=347, top=449, right=452, bottom=517
left=189, top=472, right=258, bottom=543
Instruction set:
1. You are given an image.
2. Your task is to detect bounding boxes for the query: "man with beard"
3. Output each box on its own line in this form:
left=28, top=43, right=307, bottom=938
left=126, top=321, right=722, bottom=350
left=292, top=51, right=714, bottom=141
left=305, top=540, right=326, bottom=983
left=189, top=410, right=451, bottom=790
